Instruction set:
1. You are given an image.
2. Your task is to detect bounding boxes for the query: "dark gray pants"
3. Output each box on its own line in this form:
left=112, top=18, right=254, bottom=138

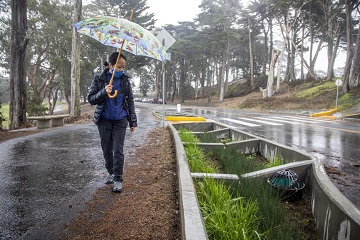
left=97, top=118, right=128, bottom=182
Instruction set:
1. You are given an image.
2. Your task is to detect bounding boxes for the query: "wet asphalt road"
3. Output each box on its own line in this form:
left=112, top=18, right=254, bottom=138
left=0, top=107, right=163, bottom=240
left=181, top=106, right=360, bottom=208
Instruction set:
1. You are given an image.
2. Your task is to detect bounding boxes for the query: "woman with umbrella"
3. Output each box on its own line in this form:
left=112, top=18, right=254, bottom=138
left=88, top=52, right=137, bottom=192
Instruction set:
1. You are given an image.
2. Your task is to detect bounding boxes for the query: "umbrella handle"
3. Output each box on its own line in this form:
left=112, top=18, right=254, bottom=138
left=108, top=90, right=118, bottom=98
left=107, top=10, right=133, bottom=99
left=108, top=73, right=118, bottom=98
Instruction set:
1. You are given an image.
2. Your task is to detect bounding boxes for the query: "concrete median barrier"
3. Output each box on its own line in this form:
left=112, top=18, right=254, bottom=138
left=169, top=121, right=360, bottom=240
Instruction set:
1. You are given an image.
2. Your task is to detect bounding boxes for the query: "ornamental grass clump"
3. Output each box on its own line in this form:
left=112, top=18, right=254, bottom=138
left=229, top=178, right=302, bottom=240
left=198, top=132, right=217, bottom=143
left=178, top=127, right=199, bottom=143
left=264, top=155, right=283, bottom=168
left=198, top=132, right=232, bottom=144
left=178, top=128, right=217, bottom=173
left=185, top=143, right=217, bottom=173
left=196, top=178, right=263, bottom=240
left=214, top=148, right=263, bottom=174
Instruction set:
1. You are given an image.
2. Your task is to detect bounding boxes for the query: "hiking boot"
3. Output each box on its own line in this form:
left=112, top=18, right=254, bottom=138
left=105, top=174, right=114, bottom=184
left=113, top=181, right=122, bottom=192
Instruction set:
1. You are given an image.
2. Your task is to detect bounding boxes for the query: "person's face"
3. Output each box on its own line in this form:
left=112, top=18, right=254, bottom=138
left=109, top=57, right=126, bottom=72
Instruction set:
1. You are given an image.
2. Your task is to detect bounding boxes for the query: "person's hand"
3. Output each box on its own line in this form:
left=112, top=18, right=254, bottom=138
left=105, top=84, right=113, bottom=94
left=130, top=127, right=136, bottom=132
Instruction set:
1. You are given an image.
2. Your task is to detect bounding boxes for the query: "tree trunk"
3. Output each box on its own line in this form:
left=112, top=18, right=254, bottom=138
left=171, top=71, right=177, bottom=103
left=288, top=29, right=297, bottom=82
left=349, top=23, right=360, bottom=87
left=165, top=65, right=171, bottom=102
left=248, top=16, right=254, bottom=89
left=219, top=48, right=226, bottom=102
left=47, top=87, right=59, bottom=115
left=224, top=43, right=230, bottom=94
left=285, top=36, right=291, bottom=82
left=70, top=0, right=82, bottom=117
left=342, top=0, right=353, bottom=93
left=306, top=38, right=324, bottom=81
left=276, top=43, right=285, bottom=92
left=308, top=4, right=313, bottom=79
left=200, top=66, right=206, bottom=99
left=266, top=49, right=280, bottom=97
left=179, top=59, right=186, bottom=103
left=326, top=33, right=340, bottom=81
left=9, top=0, right=29, bottom=130
left=300, top=14, right=305, bottom=80
left=261, top=20, right=268, bottom=81
left=225, top=61, right=229, bottom=93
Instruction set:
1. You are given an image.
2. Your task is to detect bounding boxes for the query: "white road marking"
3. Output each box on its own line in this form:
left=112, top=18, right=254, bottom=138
left=270, top=116, right=317, bottom=123
left=255, top=117, right=300, bottom=124
left=220, top=118, right=260, bottom=127
left=238, top=117, right=283, bottom=126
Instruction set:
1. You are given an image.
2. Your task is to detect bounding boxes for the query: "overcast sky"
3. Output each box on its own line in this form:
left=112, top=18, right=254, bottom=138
left=146, top=0, right=345, bottom=71
left=146, top=0, right=203, bottom=27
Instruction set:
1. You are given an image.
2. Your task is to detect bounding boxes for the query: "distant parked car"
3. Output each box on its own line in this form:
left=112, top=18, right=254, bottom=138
left=157, top=99, right=166, bottom=104
left=134, top=98, right=142, bottom=102
left=141, top=98, right=149, bottom=103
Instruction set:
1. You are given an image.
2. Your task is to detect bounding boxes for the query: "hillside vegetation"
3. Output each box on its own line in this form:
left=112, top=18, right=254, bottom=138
left=183, top=79, right=360, bottom=112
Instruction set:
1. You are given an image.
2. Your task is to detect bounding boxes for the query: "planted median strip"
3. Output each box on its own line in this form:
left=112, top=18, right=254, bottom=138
left=178, top=128, right=310, bottom=239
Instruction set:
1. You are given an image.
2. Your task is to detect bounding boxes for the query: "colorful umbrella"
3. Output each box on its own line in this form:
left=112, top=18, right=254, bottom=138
left=72, top=13, right=169, bottom=98
left=72, top=15, right=169, bottom=62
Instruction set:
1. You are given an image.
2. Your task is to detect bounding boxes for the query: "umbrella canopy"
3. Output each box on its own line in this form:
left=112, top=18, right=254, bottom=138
left=72, top=16, right=169, bottom=61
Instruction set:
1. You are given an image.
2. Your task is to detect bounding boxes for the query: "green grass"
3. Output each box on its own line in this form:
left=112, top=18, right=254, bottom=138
left=178, top=127, right=199, bottom=143
left=0, top=103, right=9, bottom=128
left=295, top=81, right=336, bottom=99
left=196, top=178, right=263, bottom=240
left=179, top=128, right=217, bottom=173
left=184, top=143, right=217, bottom=173
left=198, top=132, right=233, bottom=144
left=229, top=179, right=301, bottom=240
left=337, top=91, right=360, bottom=111
left=214, top=148, right=263, bottom=175
left=294, top=80, right=360, bottom=111
left=264, top=155, right=284, bottom=168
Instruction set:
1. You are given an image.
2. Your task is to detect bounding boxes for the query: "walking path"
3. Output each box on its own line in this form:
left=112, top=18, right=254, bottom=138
left=0, top=107, right=164, bottom=239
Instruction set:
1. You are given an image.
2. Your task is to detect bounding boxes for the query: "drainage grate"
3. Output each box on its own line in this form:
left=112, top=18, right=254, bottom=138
left=267, top=169, right=305, bottom=202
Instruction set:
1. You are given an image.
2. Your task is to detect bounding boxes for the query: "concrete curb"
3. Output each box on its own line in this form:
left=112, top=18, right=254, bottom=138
left=165, top=116, right=206, bottom=121
left=169, top=121, right=360, bottom=240
left=168, top=124, right=208, bottom=240
left=310, top=108, right=337, bottom=117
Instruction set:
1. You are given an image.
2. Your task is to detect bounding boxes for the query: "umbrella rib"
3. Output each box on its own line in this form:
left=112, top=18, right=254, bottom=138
left=102, top=35, right=111, bottom=45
